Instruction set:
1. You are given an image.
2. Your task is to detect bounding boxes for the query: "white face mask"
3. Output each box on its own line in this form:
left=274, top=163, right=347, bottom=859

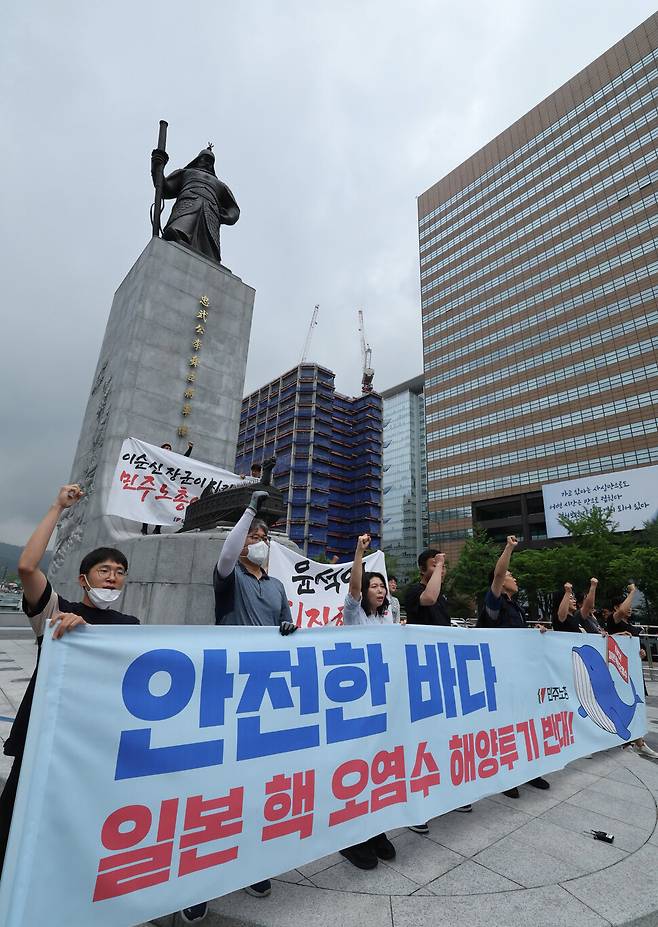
left=246, top=540, right=269, bottom=567
left=84, top=578, right=124, bottom=610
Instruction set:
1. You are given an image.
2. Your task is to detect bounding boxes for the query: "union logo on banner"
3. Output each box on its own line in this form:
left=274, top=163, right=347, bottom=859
left=607, top=635, right=629, bottom=683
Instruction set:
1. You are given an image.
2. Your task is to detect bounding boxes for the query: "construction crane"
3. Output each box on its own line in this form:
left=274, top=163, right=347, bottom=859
left=300, top=304, right=320, bottom=363
left=357, top=309, right=375, bottom=393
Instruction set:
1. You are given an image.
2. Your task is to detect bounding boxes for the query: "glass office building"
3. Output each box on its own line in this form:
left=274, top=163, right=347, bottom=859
left=419, top=14, right=658, bottom=557
left=381, top=375, right=428, bottom=581
left=235, top=364, right=383, bottom=559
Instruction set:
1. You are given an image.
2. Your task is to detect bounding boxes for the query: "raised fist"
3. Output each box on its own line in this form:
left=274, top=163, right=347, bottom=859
left=248, top=490, right=269, bottom=513
left=357, top=533, right=371, bottom=553
left=506, top=535, right=519, bottom=548
left=590, top=578, right=598, bottom=586
left=564, top=582, right=573, bottom=591
left=56, top=484, right=84, bottom=509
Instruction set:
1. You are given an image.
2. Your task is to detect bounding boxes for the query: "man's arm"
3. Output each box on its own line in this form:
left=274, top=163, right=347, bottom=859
left=557, top=583, right=573, bottom=623
left=490, top=536, right=518, bottom=598
left=18, top=484, right=84, bottom=609
left=616, top=583, right=636, bottom=621
left=184, top=442, right=194, bottom=458
left=348, top=534, right=370, bottom=600
left=580, top=578, right=598, bottom=619
left=419, top=553, right=445, bottom=606
left=216, top=491, right=268, bottom=578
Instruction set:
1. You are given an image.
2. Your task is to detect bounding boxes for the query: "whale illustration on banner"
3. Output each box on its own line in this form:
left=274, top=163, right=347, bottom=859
left=571, top=644, right=643, bottom=740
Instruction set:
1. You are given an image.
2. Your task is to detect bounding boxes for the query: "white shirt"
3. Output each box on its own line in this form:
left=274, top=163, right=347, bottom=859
left=343, top=592, right=394, bottom=626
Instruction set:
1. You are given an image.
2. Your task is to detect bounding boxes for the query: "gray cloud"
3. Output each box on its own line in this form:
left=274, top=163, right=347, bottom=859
left=1, top=0, right=655, bottom=543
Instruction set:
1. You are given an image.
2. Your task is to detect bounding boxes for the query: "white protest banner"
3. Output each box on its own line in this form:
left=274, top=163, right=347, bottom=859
left=0, top=623, right=646, bottom=927
left=542, top=463, right=658, bottom=538
left=106, top=438, right=244, bottom=526
left=268, top=541, right=387, bottom=627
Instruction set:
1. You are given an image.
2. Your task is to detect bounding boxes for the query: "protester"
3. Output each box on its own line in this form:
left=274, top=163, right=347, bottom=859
left=338, top=533, right=396, bottom=870
left=607, top=584, right=658, bottom=759
left=250, top=462, right=262, bottom=479
left=554, top=578, right=604, bottom=634
left=179, top=490, right=296, bottom=923
left=0, top=484, right=139, bottom=876
left=478, top=535, right=550, bottom=798
left=405, top=549, right=471, bottom=829
left=141, top=440, right=194, bottom=535
left=388, top=574, right=401, bottom=623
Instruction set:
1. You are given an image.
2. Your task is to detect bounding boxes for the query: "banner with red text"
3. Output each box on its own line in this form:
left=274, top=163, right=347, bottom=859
left=0, top=624, right=645, bottom=927
left=268, top=540, right=387, bottom=627
left=106, top=438, right=244, bottom=526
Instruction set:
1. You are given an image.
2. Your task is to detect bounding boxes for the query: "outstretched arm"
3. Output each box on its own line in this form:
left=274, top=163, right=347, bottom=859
left=419, top=553, right=445, bottom=606
left=18, top=484, right=84, bottom=609
left=216, top=491, right=268, bottom=578
left=348, top=534, right=370, bottom=600
left=615, top=583, right=636, bottom=621
left=491, top=536, right=518, bottom=598
left=557, top=582, right=573, bottom=623
left=580, top=578, right=598, bottom=618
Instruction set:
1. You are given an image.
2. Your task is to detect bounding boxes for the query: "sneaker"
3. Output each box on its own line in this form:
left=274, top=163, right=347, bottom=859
left=180, top=902, right=208, bottom=923
left=636, top=742, right=658, bottom=758
left=503, top=787, right=519, bottom=798
left=456, top=804, right=473, bottom=812
left=340, top=841, right=379, bottom=869
left=529, top=776, right=550, bottom=790
left=368, top=832, right=396, bottom=860
left=244, top=879, right=272, bottom=897
left=408, top=822, right=429, bottom=834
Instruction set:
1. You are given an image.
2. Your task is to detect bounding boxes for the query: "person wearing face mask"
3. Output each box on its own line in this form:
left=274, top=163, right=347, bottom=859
left=0, top=484, right=139, bottom=876
left=177, top=491, right=296, bottom=922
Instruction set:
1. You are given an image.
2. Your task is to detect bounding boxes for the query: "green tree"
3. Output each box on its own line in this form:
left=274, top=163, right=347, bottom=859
left=448, top=528, right=500, bottom=604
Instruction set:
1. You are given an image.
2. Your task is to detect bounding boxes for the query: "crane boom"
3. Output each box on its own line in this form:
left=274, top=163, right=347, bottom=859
left=300, top=304, right=320, bottom=363
left=357, top=308, right=374, bottom=393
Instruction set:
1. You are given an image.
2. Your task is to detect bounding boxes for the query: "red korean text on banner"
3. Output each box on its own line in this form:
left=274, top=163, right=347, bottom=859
left=607, top=635, right=629, bottom=683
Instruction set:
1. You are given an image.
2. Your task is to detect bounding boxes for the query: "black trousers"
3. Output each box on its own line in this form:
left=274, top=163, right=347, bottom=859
left=0, top=753, right=22, bottom=876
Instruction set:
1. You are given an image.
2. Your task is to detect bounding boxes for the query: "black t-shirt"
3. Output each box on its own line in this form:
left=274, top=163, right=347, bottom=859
left=405, top=583, right=450, bottom=626
left=607, top=615, right=641, bottom=637
left=4, top=581, right=139, bottom=759
left=553, top=608, right=584, bottom=633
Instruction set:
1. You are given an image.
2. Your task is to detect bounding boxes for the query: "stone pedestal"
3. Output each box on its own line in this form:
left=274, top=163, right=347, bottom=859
left=50, top=237, right=255, bottom=601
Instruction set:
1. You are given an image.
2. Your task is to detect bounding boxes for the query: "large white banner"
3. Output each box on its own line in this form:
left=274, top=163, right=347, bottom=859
left=542, top=463, right=658, bottom=538
left=106, top=438, right=244, bottom=527
left=0, top=624, right=645, bottom=927
left=268, top=541, right=387, bottom=627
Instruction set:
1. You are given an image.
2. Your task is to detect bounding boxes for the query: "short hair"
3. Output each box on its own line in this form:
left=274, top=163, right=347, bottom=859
left=361, top=571, right=389, bottom=617
left=251, top=463, right=262, bottom=472
left=79, top=547, right=128, bottom=576
left=610, top=594, right=626, bottom=611
left=161, top=443, right=172, bottom=450
left=418, top=548, right=441, bottom=572
left=388, top=574, right=397, bottom=583
left=249, top=517, right=269, bottom=536
left=575, top=591, right=585, bottom=606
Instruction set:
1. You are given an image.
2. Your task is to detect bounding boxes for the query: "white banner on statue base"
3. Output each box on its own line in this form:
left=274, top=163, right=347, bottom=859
left=0, top=624, right=645, bottom=927
left=268, top=541, right=387, bottom=627
left=106, top=438, right=244, bottom=526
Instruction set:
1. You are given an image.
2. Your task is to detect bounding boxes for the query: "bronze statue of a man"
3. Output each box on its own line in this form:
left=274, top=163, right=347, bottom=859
left=151, top=146, right=239, bottom=264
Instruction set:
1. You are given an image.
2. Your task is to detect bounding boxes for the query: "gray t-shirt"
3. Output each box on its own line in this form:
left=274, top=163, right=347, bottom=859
left=343, top=592, right=394, bottom=627
left=213, top=562, right=292, bottom=627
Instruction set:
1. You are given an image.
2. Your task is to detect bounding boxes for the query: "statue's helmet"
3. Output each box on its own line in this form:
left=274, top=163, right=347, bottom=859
left=185, top=147, right=216, bottom=170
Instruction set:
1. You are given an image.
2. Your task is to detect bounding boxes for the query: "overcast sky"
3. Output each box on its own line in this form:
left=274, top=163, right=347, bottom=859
left=1, top=0, right=656, bottom=546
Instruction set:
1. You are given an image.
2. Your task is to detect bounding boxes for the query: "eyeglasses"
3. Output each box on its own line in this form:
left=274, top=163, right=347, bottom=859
left=94, top=566, right=128, bottom=578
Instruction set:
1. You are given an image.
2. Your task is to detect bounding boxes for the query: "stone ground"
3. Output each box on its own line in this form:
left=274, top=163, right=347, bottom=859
left=1, top=633, right=657, bottom=927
